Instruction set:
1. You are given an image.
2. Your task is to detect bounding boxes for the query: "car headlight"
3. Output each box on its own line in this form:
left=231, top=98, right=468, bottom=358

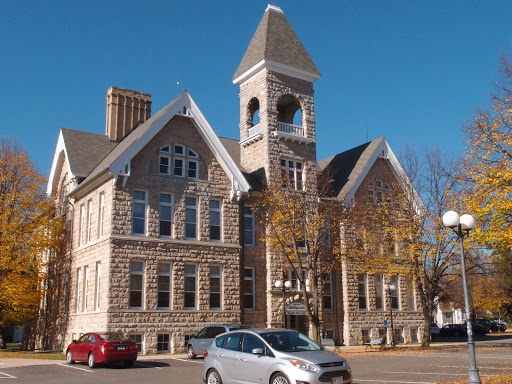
left=288, top=359, right=318, bottom=372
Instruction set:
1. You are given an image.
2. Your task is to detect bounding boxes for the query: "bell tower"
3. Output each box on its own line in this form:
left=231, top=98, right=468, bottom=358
left=233, top=4, right=321, bottom=188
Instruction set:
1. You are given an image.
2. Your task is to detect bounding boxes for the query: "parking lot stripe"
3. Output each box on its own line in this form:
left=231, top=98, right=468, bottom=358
left=384, top=371, right=467, bottom=376
left=0, top=371, right=17, bottom=379
left=356, top=379, right=434, bottom=384
left=57, top=363, right=94, bottom=372
left=133, top=362, right=163, bottom=369
left=170, top=358, right=203, bottom=364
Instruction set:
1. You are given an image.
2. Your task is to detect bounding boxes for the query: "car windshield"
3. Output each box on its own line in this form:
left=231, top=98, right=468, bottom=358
left=260, top=331, right=321, bottom=352
left=98, top=333, right=128, bottom=341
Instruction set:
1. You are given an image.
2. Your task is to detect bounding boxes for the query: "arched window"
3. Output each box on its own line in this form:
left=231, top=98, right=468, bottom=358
left=159, top=145, right=199, bottom=179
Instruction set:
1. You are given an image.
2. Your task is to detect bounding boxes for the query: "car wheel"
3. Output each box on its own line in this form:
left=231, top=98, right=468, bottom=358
left=66, top=350, right=75, bottom=364
left=124, top=361, right=134, bottom=368
left=187, top=345, right=196, bottom=359
left=206, top=368, right=223, bottom=384
left=271, top=373, right=290, bottom=384
left=88, top=353, right=96, bottom=368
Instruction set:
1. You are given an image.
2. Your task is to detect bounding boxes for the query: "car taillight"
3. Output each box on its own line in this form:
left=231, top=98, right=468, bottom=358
left=102, top=342, right=113, bottom=351
left=204, top=350, right=208, bottom=358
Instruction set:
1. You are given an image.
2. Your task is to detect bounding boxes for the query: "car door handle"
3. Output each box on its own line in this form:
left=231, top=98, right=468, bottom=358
left=219, top=354, right=224, bottom=358
left=239, top=358, right=247, bottom=362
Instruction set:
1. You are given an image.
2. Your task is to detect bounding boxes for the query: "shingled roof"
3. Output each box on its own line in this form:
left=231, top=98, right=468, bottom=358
left=60, top=128, right=118, bottom=177
left=233, top=5, right=320, bottom=84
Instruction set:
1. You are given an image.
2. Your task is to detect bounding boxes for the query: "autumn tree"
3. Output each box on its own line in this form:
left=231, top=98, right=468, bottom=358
left=346, top=148, right=475, bottom=347
left=461, top=55, right=512, bottom=252
left=0, top=140, right=63, bottom=349
left=260, top=174, right=345, bottom=342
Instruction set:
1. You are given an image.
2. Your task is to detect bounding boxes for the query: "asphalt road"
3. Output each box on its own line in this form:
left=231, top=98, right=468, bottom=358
left=1, top=336, right=511, bottom=384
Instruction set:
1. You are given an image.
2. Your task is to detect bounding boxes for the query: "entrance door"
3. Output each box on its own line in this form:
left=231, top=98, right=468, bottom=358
left=289, top=315, right=308, bottom=335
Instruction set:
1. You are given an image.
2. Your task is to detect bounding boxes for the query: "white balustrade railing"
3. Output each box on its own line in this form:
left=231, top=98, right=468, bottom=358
left=277, top=122, right=303, bottom=136
left=248, top=124, right=261, bottom=137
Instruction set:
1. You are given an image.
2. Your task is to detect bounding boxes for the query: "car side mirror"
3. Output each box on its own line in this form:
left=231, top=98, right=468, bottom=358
left=251, top=348, right=264, bottom=355
left=72, top=340, right=78, bottom=344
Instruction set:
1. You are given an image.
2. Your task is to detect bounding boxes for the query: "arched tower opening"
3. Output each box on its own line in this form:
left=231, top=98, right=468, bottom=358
left=247, top=97, right=260, bottom=126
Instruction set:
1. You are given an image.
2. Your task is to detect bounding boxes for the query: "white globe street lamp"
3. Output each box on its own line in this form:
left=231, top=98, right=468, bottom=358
left=442, top=210, right=480, bottom=384
left=384, top=283, right=397, bottom=347
left=275, top=280, right=292, bottom=328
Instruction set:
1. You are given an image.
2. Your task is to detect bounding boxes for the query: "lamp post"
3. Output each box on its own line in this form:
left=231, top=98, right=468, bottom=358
left=384, top=282, right=397, bottom=348
left=442, top=211, right=480, bottom=384
left=275, top=280, right=292, bottom=328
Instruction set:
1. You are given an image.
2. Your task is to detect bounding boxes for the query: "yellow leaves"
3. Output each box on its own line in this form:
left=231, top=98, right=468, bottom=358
left=0, top=140, right=64, bottom=327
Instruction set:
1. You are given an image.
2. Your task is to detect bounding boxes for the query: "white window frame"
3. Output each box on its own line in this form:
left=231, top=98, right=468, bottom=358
left=98, top=192, right=105, bottom=238
left=87, top=200, right=93, bottom=242
left=243, top=205, right=255, bottom=246
left=157, top=333, right=170, bottom=353
left=209, top=265, right=222, bottom=310
left=129, top=261, right=145, bottom=309
left=79, top=205, right=86, bottom=246
left=280, top=159, right=304, bottom=190
left=184, top=264, right=197, bottom=310
left=84, top=266, right=89, bottom=312
left=76, top=268, right=82, bottom=313
left=243, top=267, right=255, bottom=310
left=390, top=275, right=400, bottom=310
left=132, top=190, right=147, bottom=235
left=185, top=196, right=198, bottom=240
left=159, top=193, right=174, bottom=238
left=159, top=146, right=171, bottom=175
left=157, top=262, right=172, bottom=309
left=129, top=334, right=144, bottom=354
left=95, top=262, right=101, bottom=311
left=323, top=272, right=333, bottom=310
left=284, top=269, right=307, bottom=291
left=209, top=199, right=222, bottom=241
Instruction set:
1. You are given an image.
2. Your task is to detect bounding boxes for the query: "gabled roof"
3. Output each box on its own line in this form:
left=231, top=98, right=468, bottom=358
left=47, top=128, right=118, bottom=195
left=49, top=91, right=251, bottom=198
left=319, top=137, right=418, bottom=206
left=233, top=5, right=320, bottom=85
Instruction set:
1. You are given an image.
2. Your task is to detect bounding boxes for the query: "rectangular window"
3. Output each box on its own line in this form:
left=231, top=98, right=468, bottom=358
left=87, top=200, right=93, bottom=242
left=159, top=193, right=173, bottom=237
left=130, top=334, right=143, bottom=353
left=79, top=205, right=86, bottom=245
left=95, top=262, right=101, bottom=311
left=98, top=193, right=105, bottom=238
left=390, top=275, right=399, bottom=310
left=132, top=190, right=147, bottom=235
left=243, top=206, right=255, bottom=246
left=185, top=197, right=198, bottom=240
left=209, top=200, right=221, bottom=241
left=374, top=274, right=383, bottom=310
left=406, top=279, right=415, bottom=311
left=76, top=268, right=82, bottom=313
left=159, top=155, right=170, bottom=175
left=84, top=266, right=89, bottom=312
left=323, top=273, right=333, bottom=310
left=358, top=273, right=367, bottom=310
left=129, top=261, right=144, bottom=308
left=158, top=263, right=172, bottom=309
left=209, top=265, right=222, bottom=309
left=243, top=267, right=255, bottom=310
left=184, top=264, right=197, bottom=309
left=173, top=158, right=184, bottom=177
left=188, top=160, right=198, bottom=179
left=157, top=334, right=170, bottom=353
left=280, top=159, right=303, bottom=190
left=284, top=269, right=307, bottom=291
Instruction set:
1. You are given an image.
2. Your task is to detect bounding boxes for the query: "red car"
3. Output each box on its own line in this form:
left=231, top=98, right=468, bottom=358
left=66, top=332, right=137, bottom=368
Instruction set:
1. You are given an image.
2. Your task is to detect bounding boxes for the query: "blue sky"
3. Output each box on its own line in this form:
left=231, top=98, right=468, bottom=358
left=2, top=0, right=512, bottom=177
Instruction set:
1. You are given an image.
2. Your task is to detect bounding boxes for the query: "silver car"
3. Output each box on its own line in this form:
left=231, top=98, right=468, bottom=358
left=187, top=324, right=252, bottom=359
left=203, top=328, right=352, bottom=384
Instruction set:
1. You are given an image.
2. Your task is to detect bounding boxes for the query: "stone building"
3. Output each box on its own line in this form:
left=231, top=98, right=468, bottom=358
left=35, top=5, right=424, bottom=353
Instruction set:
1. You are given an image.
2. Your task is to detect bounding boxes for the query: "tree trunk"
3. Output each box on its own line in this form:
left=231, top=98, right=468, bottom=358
left=0, top=327, right=6, bottom=349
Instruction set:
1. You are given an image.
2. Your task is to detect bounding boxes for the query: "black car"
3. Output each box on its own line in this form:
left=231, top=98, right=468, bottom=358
left=465, top=321, right=489, bottom=335
left=476, top=319, right=498, bottom=333
left=440, top=323, right=467, bottom=337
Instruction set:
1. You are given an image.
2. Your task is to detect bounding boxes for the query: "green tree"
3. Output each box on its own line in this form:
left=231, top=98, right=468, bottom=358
left=0, top=140, right=63, bottom=349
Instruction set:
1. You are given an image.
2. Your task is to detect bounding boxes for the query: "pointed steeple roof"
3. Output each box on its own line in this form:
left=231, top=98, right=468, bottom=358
left=233, top=5, right=320, bottom=85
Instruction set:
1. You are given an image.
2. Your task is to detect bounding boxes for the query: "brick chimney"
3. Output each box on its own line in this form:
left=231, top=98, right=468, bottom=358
left=106, top=86, right=152, bottom=142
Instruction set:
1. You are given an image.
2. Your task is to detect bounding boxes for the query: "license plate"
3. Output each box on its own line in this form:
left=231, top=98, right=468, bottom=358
left=332, top=377, right=343, bottom=384
left=117, top=346, right=126, bottom=351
